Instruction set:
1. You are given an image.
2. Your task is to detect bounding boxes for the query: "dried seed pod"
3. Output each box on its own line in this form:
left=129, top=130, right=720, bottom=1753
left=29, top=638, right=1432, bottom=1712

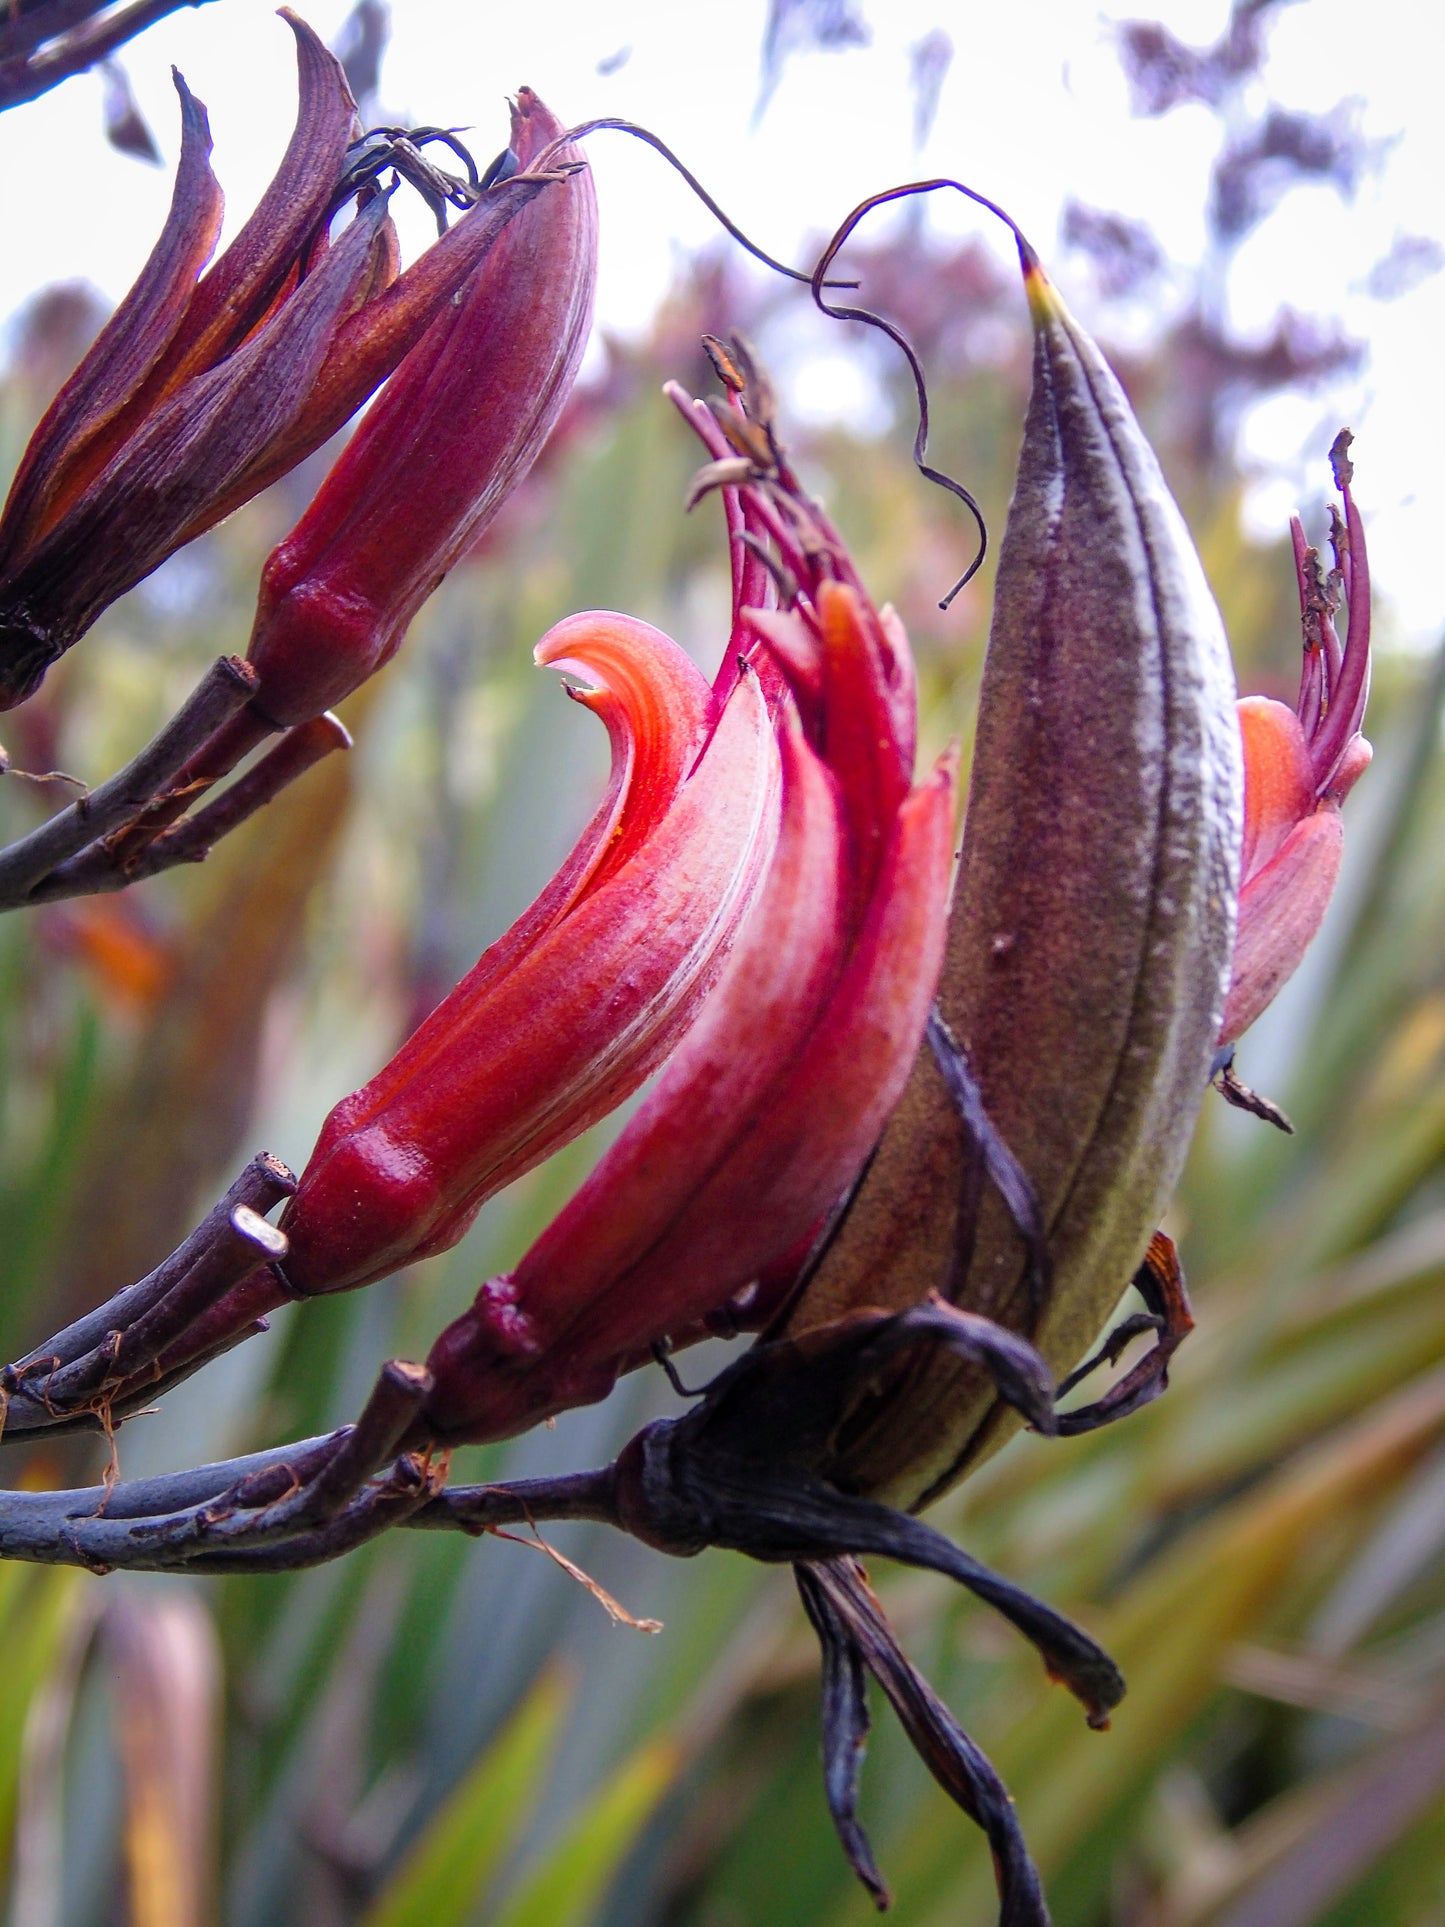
left=784, top=255, right=1243, bottom=1509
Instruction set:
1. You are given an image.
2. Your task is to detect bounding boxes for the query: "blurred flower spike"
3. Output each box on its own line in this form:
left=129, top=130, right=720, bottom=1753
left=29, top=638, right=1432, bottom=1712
left=419, top=344, right=956, bottom=1444
left=0, top=10, right=571, bottom=711
left=1222, top=431, right=1371, bottom=1045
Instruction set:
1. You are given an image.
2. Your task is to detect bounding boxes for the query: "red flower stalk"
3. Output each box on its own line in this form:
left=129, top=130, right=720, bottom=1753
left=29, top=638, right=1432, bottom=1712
left=420, top=361, right=956, bottom=1443
left=0, top=12, right=567, bottom=710
left=1222, top=432, right=1371, bottom=1045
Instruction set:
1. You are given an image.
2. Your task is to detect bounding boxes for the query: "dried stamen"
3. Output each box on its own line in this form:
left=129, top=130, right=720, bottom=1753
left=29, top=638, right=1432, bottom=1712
left=807, top=176, right=1038, bottom=607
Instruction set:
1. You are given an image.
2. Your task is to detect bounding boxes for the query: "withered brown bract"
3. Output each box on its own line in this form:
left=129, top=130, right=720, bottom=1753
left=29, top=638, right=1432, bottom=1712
left=783, top=255, right=1243, bottom=1510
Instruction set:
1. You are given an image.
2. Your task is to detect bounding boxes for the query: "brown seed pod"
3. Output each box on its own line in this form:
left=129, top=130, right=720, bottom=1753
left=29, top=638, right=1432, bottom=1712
left=783, top=256, right=1243, bottom=1510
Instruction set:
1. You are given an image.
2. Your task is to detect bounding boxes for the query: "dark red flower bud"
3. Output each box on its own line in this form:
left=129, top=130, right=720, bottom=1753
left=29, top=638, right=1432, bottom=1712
left=0, top=15, right=562, bottom=710
left=241, top=89, right=597, bottom=727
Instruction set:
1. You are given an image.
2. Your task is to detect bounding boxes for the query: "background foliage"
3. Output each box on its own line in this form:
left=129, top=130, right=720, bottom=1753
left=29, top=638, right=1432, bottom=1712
left=2, top=5, right=1444, bottom=1923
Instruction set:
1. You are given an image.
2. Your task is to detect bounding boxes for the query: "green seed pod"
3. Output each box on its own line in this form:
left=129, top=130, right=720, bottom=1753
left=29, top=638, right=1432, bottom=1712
left=785, top=256, right=1243, bottom=1510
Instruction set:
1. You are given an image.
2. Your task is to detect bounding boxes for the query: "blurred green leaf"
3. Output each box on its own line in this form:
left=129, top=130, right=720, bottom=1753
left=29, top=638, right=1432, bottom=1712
left=0, top=1000, right=98, bottom=1354
left=1191, top=1693, right=1445, bottom=1927
left=53, top=743, right=354, bottom=1313
left=490, top=1734, right=678, bottom=1927
left=360, top=1669, right=569, bottom=1927
left=0, top=1564, right=81, bottom=1860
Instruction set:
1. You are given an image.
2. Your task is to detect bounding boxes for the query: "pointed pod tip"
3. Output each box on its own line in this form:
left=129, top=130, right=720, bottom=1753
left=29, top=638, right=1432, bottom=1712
left=1022, top=254, right=1063, bottom=329
left=510, top=86, right=569, bottom=159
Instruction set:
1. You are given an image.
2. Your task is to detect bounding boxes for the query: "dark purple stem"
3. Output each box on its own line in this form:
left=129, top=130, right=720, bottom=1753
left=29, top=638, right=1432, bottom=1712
left=0, top=655, right=257, bottom=908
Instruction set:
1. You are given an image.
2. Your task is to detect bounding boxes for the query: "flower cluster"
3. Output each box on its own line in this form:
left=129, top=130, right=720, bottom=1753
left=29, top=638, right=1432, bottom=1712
left=420, top=368, right=956, bottom=1442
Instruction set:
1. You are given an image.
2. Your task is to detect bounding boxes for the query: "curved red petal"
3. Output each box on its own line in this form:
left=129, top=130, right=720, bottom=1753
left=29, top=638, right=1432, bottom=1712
left=0, top=73, right=223, bottom=566
left=534, top=611, right=715, bottom=905
left=1220, top=804, right=1343, bottom=1045
left=311, top=613, right=714, bottom=1154
left=282, top=660, right=777, bottom=1293
left=796, top=579, right=914, bottom=907
left=1238, top=695, right=1314, bottom=883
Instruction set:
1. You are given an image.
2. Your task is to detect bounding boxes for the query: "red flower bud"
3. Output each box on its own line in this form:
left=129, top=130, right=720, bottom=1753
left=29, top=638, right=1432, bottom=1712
left=242, top=89, right=597, bottom=727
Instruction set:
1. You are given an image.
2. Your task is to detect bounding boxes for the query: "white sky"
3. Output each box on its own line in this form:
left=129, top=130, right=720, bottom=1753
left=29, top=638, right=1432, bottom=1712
left=2, top=0, right=1442, bottom=640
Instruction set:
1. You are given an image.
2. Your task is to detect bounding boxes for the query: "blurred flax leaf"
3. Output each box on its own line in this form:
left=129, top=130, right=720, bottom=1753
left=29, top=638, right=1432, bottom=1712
left=1191, top=1692, right=1445, bottom=1927
left=105, top=1592, right=220, bottom=1927
left=1143, top=1291, right=1445, bottom=1507
left=866, top=1368, right=1445, bottom=1927
left=0, top=1000, right=99, bottom=1355
left=0, top=1566, right=80, bottom=1863
left=1310, top=1776, right=1445, bottom=1926
left=359, top=1668, right=569, bottom=1927
left=489, top=1735, right=679, bottom=1927
left=52, top=742, right=354, bottom=1315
